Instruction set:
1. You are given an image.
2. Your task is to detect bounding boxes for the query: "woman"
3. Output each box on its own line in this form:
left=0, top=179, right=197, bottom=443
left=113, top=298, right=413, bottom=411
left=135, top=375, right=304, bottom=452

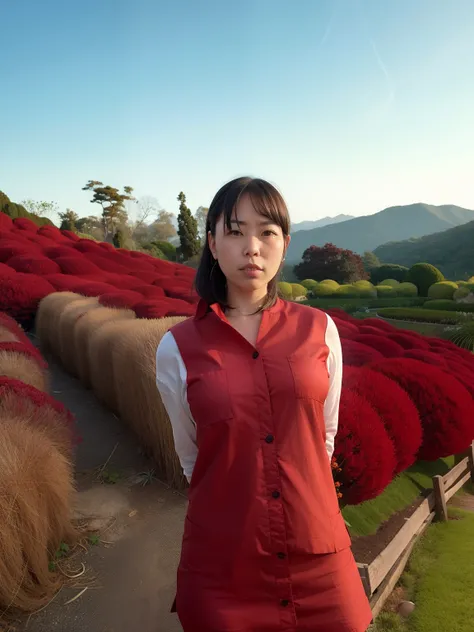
left=156, top=177, right=372, bottom=632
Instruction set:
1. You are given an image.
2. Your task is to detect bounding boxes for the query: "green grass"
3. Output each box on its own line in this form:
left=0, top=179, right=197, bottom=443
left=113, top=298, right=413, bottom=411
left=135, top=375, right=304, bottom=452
left=343, top=458, right=454, bottom=537
left=376, top=307, right=471, bottom=325
left=373, top=507, right=474, bottom=632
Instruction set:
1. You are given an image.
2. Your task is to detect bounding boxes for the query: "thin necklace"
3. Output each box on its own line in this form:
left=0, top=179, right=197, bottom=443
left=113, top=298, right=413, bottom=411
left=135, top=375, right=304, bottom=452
left=226, top=306, right=261, bottom=317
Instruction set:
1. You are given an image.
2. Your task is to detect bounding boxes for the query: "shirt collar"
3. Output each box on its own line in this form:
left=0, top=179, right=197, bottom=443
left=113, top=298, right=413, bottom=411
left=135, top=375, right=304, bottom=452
left=194, top=297, right=283, bottom=321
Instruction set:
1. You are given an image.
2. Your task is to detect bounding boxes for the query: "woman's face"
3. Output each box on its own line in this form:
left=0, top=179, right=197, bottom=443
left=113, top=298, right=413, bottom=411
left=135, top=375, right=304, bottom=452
left=208, top=193, right=290, bottom=298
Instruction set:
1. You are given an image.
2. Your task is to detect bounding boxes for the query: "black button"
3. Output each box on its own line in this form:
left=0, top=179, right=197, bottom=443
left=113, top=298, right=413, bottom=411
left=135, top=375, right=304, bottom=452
left=281, top=599, right=290, bottom=607
left=265, top=434, right=274, bottom=444
left=272, top=490, right=280, bottom=499
left=252, top=350, right=259, bottom=359
left=277, top=552, right=286, bottom=559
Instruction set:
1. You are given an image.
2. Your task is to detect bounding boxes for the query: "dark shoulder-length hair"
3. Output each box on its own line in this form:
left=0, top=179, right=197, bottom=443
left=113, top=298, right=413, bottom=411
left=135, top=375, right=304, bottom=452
left=195, top=176, right=291, bottom=311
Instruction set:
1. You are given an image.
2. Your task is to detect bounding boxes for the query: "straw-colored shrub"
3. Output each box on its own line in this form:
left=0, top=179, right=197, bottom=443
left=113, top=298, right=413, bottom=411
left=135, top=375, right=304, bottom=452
left=88, top=319, right=139, bottom=413
left=0, top=416, right=77, bottom=613
left=112, top=317, right=186, bottom=489
left=0, top=349, right=48, bottom=392
left=36, top=292, right=83, bottom=356
left=57, top=297, right=100, bottom=375
left=74, top=306, right=136, bottom=387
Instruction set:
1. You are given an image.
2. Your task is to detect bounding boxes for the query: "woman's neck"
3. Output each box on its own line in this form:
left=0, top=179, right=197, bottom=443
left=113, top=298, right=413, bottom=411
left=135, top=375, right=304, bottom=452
left=225, top=288, right=267, bottom=316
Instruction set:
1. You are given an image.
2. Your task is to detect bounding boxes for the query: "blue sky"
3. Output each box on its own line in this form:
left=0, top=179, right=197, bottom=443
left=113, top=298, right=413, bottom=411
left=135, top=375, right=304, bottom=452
left=2, top=0, right=474, bottom=224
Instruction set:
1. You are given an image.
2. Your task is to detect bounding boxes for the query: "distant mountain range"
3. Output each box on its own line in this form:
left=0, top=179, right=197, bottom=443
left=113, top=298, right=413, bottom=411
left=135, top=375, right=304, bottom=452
left=286, top=203, right=474, bottom=263
left=291, top=214, right=354, bottom=232
left=374, top=218, right=474, bottom=280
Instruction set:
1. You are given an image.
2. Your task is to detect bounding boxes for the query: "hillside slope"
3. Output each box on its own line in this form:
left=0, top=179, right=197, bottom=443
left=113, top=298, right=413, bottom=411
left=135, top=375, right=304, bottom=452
left=374, top=218, right=474, bottom=279
left=286, top=203, right=474, bottom=263
left=292, top=214, right=354, bottom=232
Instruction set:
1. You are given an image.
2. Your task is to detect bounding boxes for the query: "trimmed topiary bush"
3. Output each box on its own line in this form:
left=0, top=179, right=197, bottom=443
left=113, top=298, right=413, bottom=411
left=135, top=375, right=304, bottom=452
left=300, top=279, right=319, bottom=291
left=291, top=283, right=308, bottom=299
left=312, top=283, right=337, bottom=297
left=454, top=286, right=471, bottom=300
left=407, top=263, right=444, bottom=296
left=376, top=285, right=398, bottom=298
left=333, top=388, right=397, bottom=505
left=369, top=358, right=474, bottom=460
left=380, top=279, right=399, bottom=288
left=427, top=281, right=458, bottom=300
left=335, top=285, right=359, bottom=298
left=397, top=282, right=418, bottom=297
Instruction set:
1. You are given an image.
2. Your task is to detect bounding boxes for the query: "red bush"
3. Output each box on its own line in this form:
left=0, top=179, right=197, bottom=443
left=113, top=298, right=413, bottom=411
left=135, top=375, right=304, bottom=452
left=357, top=325, right=387, bottom=336
left=103, top=273, right=141, bottom=290
left=0, top=377, right=79, bottom=446
left=135, top=285, right=166, bottom=299
left=0, top=243, right=38, bottom=262
left=43, top=246, right=77, bottom=259
left=98, top=242, right=116, bottom=252
left=0, top=273, right=54, bottom=326
left=343, top=366, right=422, bottom=474
left=353, top=334, right=404, bottom=358
left=324, top=308, right=354, bottom=322
left=73, top=281, right=116, bottom=297
left=387, top=332, right=430, bottom=350
left=0, top=214, right=13, bottom=230
left=333, top=388, right=396, bottom=504
left=55, top=256, right=101, bottom=276
left=403, top=349, right=449, bottom=368
left=12, top=217, right=38, bottom=232
left=61, top=230, right=80, bottom=242
left=341, top=339, right=384, bottom=366
left=370, top=358, right=474, bottom=460
left=128, top=270, right=161, bottom=285
left=358, top=318, right=394, bottom=333
left=38, top=226, right=65, bottom=241
left=134, top=300, right=171, bottom=319
left=98, top=291, right=143, bottom=309
left=45, top=274, right=84, bottom=291
left=0, top=262, right=16, bottom=278
left=127, top=259, right=156, bottom=273
left=73, top=240, right=101, bottom=253
left=6, top=254, right=60, bottom=275
left=86, top=253, right=131, bottom=274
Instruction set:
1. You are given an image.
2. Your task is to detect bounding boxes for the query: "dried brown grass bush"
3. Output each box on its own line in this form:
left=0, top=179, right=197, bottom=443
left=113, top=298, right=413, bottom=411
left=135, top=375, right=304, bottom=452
left=0, top=326, right=20, bottom=343
left=0, top=351, right=48, bottom=392
left=112, top=317, right=187, bottom=489
left=88, top=319, right=139, bottom=414
left=73, top=306, right=136, bottom=388
left=57, top=298, right=100, bottom=375
left=36, top=292, right=83, bottom=356
left=0, top=417, right=77, bottom=614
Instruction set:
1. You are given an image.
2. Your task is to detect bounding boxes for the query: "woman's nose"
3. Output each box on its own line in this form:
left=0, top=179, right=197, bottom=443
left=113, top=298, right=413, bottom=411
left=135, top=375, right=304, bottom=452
left=243, top=236, right=260, bottom=257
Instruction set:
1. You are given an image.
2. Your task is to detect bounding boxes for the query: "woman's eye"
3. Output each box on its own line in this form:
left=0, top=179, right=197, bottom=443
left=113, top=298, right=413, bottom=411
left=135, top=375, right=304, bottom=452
left=263, top=230, right=277, bottom=236
left=228, top=230, right=241, bottom=236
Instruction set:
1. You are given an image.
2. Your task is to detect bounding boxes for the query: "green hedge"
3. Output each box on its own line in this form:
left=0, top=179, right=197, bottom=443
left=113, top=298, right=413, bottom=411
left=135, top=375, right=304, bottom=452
left=278, top=281, right=293, bottom=299
left=1, top=201, right=54, bottom=227
left=445, top=322, right=474, bottom=351
left=407, top=263, right=444, bottom=296
left=300, top=279, right=319, bottom=290
left=377, top=307, right=471, bottom=324
left=423, top=299, right=474, bottom=313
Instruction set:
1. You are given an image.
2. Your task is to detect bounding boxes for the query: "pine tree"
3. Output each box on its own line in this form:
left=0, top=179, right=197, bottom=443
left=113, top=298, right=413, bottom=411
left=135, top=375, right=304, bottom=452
left=177, top=192, right=200, bottom=261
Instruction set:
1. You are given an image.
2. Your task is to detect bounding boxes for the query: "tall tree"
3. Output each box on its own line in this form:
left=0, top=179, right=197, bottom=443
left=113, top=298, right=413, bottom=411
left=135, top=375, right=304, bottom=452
left=177, top=192, right=200, bottom=261
left=58, top=209, right=79, bottom=231
left=362, top=251, right=381, bottom=273
left=195, top=206, right=209, bottom=243
left=294, top=243, right=368, bottom=284
left=149, top=210, right=177, bottom=242
left=21, top=199, right=58, bottom=218
left=82, top=180, right=135, bottom=240
left=75, top=215, right=105, bottom=240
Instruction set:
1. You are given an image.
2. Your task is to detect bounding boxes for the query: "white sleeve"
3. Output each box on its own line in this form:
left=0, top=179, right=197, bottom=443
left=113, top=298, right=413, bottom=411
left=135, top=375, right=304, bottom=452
left=323, top=314, right=343, bottom=463
left=156, top=331, right=198, bottom=482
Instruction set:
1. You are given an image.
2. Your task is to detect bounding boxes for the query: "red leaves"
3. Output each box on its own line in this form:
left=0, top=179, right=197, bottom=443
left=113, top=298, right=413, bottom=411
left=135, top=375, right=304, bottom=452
left=7, top=255, right=60, bottom=275
left=340, top=339, right=384, bottom=366
left=0, top=274, right=54, bottom=325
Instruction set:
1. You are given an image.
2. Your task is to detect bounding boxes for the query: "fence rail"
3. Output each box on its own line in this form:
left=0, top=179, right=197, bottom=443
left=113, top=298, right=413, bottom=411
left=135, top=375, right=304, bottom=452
left=357, top=442, right=474, bottom=618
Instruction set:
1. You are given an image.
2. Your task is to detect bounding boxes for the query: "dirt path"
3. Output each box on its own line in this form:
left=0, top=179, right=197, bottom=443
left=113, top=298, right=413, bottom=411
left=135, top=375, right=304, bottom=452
left=18, top=355, right=186, bottom=632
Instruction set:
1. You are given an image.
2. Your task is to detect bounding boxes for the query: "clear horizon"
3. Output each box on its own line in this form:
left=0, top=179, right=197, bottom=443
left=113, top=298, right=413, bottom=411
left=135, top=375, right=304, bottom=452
left=2, top=0, right=474, bottom=224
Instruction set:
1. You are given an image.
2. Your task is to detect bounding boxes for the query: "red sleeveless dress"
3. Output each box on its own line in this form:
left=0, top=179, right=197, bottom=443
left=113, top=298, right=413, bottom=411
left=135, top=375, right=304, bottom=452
left=157, top=298, right=372, bottom=632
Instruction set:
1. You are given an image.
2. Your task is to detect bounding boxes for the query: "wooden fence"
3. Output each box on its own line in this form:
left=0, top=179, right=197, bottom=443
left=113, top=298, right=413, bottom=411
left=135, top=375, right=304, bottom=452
left=357, top=442, right=474, bottom=618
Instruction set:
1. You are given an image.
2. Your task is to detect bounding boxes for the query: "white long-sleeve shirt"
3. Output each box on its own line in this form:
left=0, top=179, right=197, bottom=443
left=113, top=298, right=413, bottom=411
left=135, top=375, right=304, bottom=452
left=156, top=313, right=343, bottom=482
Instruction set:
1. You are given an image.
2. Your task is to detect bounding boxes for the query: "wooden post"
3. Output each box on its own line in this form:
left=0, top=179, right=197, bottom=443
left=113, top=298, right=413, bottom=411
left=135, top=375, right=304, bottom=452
left=433, top=475, right=448, bottom=522
left=468, top=441, right=474, bottom=485
left=357, top=563, right=372, bottom=598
